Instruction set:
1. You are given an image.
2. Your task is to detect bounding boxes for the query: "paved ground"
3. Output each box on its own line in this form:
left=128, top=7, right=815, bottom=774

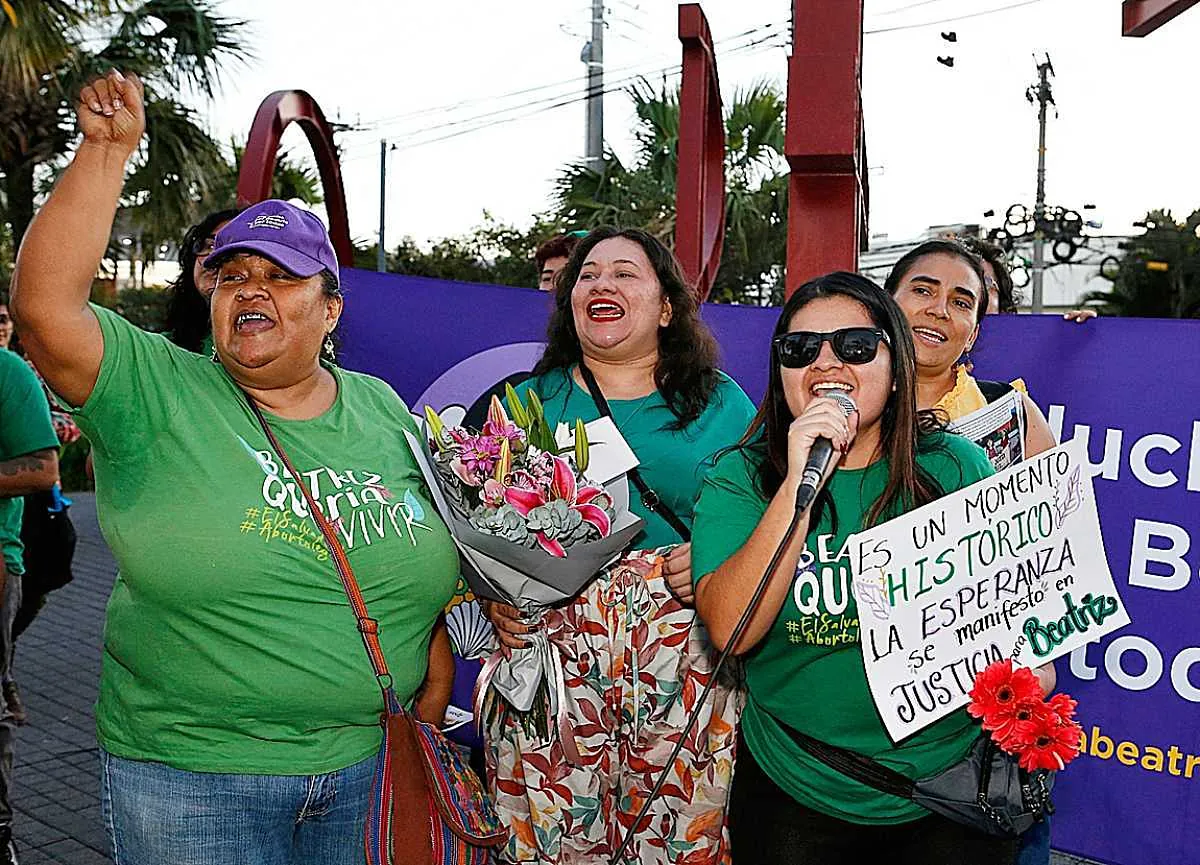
left=13, top=493, right=113, bottom=864
left=8, top=493, right=1101, bottom=865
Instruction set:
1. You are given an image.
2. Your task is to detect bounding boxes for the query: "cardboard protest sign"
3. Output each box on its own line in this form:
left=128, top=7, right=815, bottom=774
left=849, top=439, right=1130, bottom=742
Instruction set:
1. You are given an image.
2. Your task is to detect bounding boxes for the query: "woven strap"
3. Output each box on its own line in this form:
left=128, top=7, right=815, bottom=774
left=575, top=363, right=691, bottom=543
left=767, top=701, right=915, bottom=799
left=244, top=394, right=401, bottom=714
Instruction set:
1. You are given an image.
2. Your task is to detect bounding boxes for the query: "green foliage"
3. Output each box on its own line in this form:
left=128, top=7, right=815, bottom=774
left=202, top=140, right=324, bottom=218
left=0, top=0, right=250, bottom=269
left=356, top=213, right=558, bottom=289
left=106, top=284, right=172, bottom=332
left=551, top=79, right=789, bottom=305
left=354, top=82, right=790, bottom=304
left=1082, top=209, right=1200, bottom=318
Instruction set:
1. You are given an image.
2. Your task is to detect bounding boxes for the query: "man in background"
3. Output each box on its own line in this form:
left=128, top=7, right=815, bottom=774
left=535, top=232, right=580, bottom=292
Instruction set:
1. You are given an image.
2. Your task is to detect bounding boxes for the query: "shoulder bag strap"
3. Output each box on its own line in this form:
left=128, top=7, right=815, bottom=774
left=575, top=363, right=691, bottom=543
left=766, top=704, right=915, bottom=799
left=243, top=393, right=402, bottom=715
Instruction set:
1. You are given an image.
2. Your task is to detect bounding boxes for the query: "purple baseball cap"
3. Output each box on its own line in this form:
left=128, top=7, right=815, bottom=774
left=207, top=199, right=338, bottom=281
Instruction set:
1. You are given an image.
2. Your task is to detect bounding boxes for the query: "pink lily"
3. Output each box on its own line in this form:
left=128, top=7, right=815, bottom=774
left=482, top=396, right=526, bottom=450
left=504, top=455, right=612, bottom=557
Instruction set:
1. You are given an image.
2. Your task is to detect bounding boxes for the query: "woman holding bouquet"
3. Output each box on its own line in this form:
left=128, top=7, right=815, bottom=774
left=12, top=71, right=458, bottom=864
left=691, top=272, right=1018, bottom=863
left=484, top=226, right=755, bottom=864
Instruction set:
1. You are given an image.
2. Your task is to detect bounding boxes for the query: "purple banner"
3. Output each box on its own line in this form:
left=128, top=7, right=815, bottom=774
left=340, top=267, right=1198, bottom=865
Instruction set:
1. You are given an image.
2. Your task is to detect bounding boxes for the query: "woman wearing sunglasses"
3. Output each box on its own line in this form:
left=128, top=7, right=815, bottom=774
left=692, top=272, right=1018, bottom=863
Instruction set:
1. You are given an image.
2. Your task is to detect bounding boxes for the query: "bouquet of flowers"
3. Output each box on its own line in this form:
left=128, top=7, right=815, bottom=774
left=403, top=385, right=643, bottom=745
left=967, top=660, right=1083, bottom=771
left=425, top=389, right=615, bottom=559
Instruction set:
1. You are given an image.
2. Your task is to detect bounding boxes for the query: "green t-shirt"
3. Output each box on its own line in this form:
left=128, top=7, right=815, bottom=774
left=514, top=366, right=756, bottom=548
left=75, top=306, right=459, bottom=774
left=692, top=433, right=995, bottom=823
left=0, top=350, right=59, bottom=575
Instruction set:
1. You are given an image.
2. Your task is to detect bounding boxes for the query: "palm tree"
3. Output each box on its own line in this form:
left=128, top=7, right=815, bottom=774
left=1, top=0, right=249, bottom=267
left=552, top=80, right=789, bottom=304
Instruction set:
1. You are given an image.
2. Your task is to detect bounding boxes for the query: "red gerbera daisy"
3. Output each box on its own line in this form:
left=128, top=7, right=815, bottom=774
left=967, top=661, right=1043, bottom=723
left=1046, top=692, right=1078, bottom=724
left=991, top=696, right=1052, bottom=752
left=1017, top=710, right=1083, bottom=772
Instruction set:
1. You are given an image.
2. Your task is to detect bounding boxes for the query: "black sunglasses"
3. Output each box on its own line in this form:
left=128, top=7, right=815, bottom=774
left=773, top=327, right=891, bottom=368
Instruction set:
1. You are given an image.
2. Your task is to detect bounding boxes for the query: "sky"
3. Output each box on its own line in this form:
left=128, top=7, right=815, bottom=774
left=204, top=0, right=1200, bottom=250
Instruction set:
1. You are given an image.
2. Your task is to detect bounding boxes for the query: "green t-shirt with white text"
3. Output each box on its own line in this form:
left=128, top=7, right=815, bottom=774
left=76, top=306, right=458, bottom=774
left=692, top=433, right=994, bottom=823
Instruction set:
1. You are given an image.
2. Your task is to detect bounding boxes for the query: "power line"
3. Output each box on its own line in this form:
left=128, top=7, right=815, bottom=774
left=348, top=20, right=785, bottom=136
left=873, top=0, right=949, bottom=16
left=336, top=25, right=786, bottom=162
left=864, top=0, right=1047, bottom=34
left=338, top=30, right=786, bottom=163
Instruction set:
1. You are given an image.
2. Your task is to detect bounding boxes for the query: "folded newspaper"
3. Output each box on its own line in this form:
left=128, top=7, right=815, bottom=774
left=947, top=388, right=1026, bottom=471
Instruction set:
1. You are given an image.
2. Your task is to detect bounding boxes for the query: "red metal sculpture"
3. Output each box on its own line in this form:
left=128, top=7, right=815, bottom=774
left=785, top=0, right=868, bottom=297
left=237, top=90, right=354, bottom=266
left=1122, top=0, right=1199, bottom=35
left=674, top=3, right=726, bottom=302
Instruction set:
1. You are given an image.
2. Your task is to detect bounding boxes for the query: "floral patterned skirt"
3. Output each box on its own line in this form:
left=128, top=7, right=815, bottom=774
left=484, top=549, right=742, bottom=865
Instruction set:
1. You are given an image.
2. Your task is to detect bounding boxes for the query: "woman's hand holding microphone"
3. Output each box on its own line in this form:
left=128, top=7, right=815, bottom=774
left=785, top=394, right=859, bottom=505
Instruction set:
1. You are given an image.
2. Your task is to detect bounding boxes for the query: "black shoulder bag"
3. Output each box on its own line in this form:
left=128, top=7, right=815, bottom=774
left=774, top=711, right=1054, bottom=837
left=576, top=363, right=691, bottom=543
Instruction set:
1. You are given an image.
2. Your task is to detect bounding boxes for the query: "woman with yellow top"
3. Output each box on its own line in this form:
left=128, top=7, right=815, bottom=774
left=885, top=239, right=1056, bottom=459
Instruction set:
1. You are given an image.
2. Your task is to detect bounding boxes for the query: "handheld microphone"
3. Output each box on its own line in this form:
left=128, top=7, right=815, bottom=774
left=794, top=391, right=857, bottom=512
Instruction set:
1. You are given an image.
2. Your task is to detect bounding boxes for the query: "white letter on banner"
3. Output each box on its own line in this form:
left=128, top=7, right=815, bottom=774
left=1047, top=405, right=1065, bottom=444
left=1170, top=648, right=1200, bottom=703
left=1129, top=520, right=1191, bottom=591
left=1129, top=433, right=1181, bottom=488
left=1070, top=643, right=1098, bottom=680
left=1188, top=421, right=1200, bottom=492
left=1065, top=423, right=1123, bottom=480
left=1105, top=636, right=1163, bottom=691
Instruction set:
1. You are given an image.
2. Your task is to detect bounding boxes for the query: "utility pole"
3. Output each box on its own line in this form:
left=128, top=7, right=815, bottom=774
left=1027, top=55, right=1054, bottom=313
left=583, top=0, right=604, bottom=170
left=377, top=139, right=388, bottom=273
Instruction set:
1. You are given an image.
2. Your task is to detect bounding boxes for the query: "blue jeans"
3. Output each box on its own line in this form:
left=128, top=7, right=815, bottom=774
left=100, top=750, right=375, bottom=865
left=1016, top=815, right=1051, bottom=865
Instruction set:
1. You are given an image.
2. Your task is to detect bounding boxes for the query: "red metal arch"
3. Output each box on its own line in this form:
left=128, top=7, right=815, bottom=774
left=785, top=0, right=869, bottom=296
left=675, top=3, right=726, bottom=302
left=1122, top=0, right=1199, bottom=35
left=236, top=90, right=354, bottom=266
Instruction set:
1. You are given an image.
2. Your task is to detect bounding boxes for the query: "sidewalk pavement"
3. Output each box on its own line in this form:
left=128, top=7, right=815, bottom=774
left=7, top=492, right=1101, bottom=865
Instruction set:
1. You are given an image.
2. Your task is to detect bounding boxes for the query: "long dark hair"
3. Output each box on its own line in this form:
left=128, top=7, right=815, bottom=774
left=165, top=208, right=239, bottom=352
left=534, top=226, right=719, bottom=429
left=962, top=236, right=1021, bottom=313
left=884, top=238, right=989, bottom=321
left=739, top=271, right=945, bottom=528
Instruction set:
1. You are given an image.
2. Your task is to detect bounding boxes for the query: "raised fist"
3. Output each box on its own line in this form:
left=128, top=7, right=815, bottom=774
left=77, top=69, right=145, bottom=157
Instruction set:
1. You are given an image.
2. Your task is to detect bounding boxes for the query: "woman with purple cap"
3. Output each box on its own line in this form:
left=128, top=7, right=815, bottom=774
left=11, top=71, right=459, bottom=864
